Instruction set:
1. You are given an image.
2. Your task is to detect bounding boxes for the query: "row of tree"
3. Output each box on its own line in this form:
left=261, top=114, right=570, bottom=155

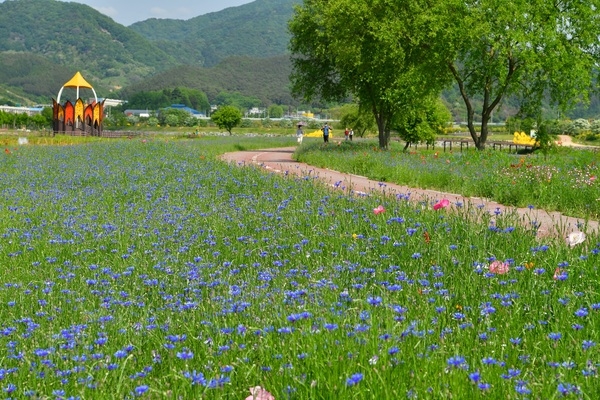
left=289, top=0, right=600, bottom=149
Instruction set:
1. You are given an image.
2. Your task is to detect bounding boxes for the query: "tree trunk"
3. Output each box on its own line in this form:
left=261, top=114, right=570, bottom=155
left=375, top=114, right=388, bottom=149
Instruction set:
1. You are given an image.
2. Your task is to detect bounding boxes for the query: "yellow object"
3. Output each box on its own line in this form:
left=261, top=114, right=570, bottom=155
left=305, top=129, right=334, bottom=138
left=513, top=131, right=538, bottom=146
left=63, top=71, right=94, bottom=89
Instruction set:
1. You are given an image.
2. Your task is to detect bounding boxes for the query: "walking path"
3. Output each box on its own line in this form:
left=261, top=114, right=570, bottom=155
left=221, top=146, right=598, bottom=240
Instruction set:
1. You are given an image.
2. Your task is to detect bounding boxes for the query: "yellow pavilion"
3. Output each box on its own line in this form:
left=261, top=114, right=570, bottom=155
left=52, top=72, right=104, bottom=136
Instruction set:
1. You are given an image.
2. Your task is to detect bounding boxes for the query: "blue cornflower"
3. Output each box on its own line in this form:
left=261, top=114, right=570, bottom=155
left=557, top=382, right=580, bottom=396
left=469, top=370, right=481, bottom=383
left=346, top=372, right=363, bottom=386
left=582, top=340, right=596, bottom=350
left=323, top=323, right=338, bottom=331
left=134, top=385, right=149, bottom=396
left=176, top=348, right=193, bottom=360
left=114, top=349, right=128, bottom=358
left=478, top=382, right=491, bottom=390
left=509, top=337, right=522, bottom=345
left=453, top=312, right=465, bottom=320
left=514, top=382, right=531, bottom=395
left=367, top=296, right=382, bottom=306
left=447, top=355, right=468, bottom=369
left=183, top=370, right=205, bottom=386
left=574, top=308, right=588, bottom=318
left=3, top=383, right=16, bottom=393
left=548, top=332, right=562, bottom=341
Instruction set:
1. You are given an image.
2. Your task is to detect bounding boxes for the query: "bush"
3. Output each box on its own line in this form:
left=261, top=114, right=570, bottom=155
left=240, top=119, right=254, bottom=128
left=567, top=118, right=591, bottom=135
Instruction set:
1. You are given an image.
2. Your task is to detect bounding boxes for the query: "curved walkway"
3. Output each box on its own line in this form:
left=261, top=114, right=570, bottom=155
left=221, top=147, right=598, bottom=240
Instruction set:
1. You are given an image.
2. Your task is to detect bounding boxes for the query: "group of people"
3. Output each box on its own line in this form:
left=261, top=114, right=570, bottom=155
left=295, top=123, right=354, bottom=144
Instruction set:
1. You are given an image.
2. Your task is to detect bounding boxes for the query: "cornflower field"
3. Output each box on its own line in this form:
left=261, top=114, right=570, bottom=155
left=0, top=138, right=599, bottom=399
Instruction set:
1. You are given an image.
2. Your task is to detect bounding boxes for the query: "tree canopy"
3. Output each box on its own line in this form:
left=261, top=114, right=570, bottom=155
left=211, top=106, right=242, bottom=135
left=289, top=0, right=450, bottom=149
left=436, top=0, right=600, bottom=149
left=289, top=0, right=600, bottom=149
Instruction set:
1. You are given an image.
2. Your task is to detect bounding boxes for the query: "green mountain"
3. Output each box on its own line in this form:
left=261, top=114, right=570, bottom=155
left=130, top=0, right=298, bottom=67
left=0, top=0, right=178, bottom=98
left=0, top=0, right=299, bottom=106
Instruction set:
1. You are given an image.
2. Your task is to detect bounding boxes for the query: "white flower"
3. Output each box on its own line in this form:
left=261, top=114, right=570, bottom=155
left=567, top=231, right=586, bottom=247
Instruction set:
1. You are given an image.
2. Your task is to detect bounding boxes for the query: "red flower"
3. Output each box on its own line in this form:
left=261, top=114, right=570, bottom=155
left=433, top=199, right=450, bottom=210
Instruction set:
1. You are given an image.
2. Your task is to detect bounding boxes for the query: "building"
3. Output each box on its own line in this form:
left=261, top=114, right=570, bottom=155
left=169, top=104, right=205, bottom=118
left=0, top=105, right=44, bottom=116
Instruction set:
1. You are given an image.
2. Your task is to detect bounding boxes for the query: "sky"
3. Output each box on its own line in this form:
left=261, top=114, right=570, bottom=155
left=31, top=0, right=255, bottom=26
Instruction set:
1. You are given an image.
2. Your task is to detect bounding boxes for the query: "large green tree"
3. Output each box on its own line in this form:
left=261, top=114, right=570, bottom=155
left=436, top=0, right=600, bottom=149
left=289, top=0, right=450, bottom=149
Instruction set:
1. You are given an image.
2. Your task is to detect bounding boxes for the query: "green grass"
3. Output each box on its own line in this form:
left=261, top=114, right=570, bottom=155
left=294, top=139, right=600, bottom=219
left=0, top=137, right=598, bottom=399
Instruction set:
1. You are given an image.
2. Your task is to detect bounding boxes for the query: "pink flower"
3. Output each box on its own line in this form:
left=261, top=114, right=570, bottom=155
left=489, top=260, right=509, bottom=275
left=373, top=205, right=385, bottom=215
left=245, top=386, right=275, bottom=400
left=433, top=199, right=450, bottom=210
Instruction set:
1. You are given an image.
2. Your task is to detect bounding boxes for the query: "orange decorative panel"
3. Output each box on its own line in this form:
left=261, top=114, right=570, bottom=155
left=64, top=102, right=74, bottom=125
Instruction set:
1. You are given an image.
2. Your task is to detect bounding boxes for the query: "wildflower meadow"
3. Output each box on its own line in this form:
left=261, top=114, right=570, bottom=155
left=0, top=138, right=599, bottom=399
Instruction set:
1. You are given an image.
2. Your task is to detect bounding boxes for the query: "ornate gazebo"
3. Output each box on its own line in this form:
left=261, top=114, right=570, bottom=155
left=52, top=72, right=104, bottom=136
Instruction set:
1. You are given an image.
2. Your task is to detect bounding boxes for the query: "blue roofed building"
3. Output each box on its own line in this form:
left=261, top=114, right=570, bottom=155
left=169, top=104, right=206, bottom=118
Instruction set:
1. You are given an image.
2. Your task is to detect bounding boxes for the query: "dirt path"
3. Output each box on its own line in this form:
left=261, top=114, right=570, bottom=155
left=221, top=147, right=598, bottom=240
left=556, top=134, right=589, bottom=148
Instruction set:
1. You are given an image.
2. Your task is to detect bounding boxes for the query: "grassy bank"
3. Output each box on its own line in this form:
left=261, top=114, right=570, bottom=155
left=294, top=140, right=600, bottom=220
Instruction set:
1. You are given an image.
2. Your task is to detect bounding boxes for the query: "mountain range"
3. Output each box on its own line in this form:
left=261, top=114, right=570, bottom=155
left=1, top=0, right=598, bottom=119
left=0, top=0, right=298, bottom=106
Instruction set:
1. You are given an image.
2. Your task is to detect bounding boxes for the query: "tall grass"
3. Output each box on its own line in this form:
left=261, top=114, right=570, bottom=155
left=294, top=140, right=600, bottom=219
left=0, top=138, right=598, bottom=398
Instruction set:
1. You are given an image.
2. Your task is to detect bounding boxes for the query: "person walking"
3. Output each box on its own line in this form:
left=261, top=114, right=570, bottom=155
left=344, top=127, right=349, bottom=140
left=322, top=123, right=331, bottom=143
left=349, top=128, right=354, bottom=141
left=296, top=124, right=304, bottom=144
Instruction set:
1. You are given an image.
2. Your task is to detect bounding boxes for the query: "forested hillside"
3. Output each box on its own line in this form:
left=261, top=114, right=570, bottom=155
left=130, top=0, right=298, bottom=66
left=120, top=55, right=294, bottom=106
left=0, top=0, right=177, bottom=96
